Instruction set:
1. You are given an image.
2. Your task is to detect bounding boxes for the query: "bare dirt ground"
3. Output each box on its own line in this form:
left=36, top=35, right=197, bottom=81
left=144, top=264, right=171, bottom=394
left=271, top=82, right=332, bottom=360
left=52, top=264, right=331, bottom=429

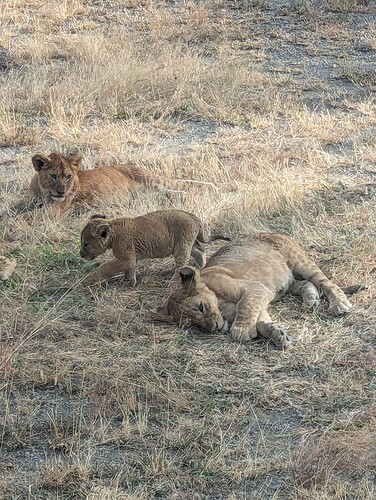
left=0, top=0, right=375, bottom=498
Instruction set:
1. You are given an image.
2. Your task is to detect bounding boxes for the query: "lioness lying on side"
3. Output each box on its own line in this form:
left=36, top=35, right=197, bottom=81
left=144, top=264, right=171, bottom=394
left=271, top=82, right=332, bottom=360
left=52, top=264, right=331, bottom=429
left=15, top=151, right=217, bottom=215
left=0, top=240, right=19, bottom=281
left=80, top=210, right=230, bottom=285
left=151, top=233, right=352, bottom=349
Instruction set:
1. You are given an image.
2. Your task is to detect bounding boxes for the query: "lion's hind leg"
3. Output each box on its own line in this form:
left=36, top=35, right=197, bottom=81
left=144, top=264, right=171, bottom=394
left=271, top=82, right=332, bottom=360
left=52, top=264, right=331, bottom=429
left=256, top=310, right=291, bottom=349
left=291, top=256, right=352, bottom=315
left=191, top=244, right=206, bottom=268
left=173, top=237, right=197, bottom=271
left=289, top=280, right=320, bottom=308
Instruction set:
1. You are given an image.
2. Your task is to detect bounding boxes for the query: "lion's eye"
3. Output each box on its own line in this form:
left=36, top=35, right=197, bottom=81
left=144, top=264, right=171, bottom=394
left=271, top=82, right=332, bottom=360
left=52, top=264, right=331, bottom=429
left=49, top=174, right=58, bottom=180
left=66, top=175, right=72, bottom=181
left=198, top=302, right=205, bottom=314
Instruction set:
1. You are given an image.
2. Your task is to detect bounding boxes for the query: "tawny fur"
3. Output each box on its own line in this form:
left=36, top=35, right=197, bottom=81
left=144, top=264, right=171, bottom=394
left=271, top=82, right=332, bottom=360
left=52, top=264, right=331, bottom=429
left=0, top=240, right=19, bottom=281
left=17, top=151, right=217, bottom=214
left=151, top=233, right=352, bottom=349
left=80, top=210, right=230, bottom=285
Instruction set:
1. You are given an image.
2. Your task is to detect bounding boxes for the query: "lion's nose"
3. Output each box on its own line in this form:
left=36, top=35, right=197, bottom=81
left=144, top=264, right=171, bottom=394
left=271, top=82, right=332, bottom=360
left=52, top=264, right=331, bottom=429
left=209, top=322, right=217, bottom=333
left=57, top=187, right=65, bottom=194
left=79, top=250, right=85, bottom=258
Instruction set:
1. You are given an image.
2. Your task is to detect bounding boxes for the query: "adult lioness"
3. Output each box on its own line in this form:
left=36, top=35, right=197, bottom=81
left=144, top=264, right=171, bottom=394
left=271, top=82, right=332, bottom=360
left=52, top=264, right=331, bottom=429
left=151, top=233, right=352, bottom=349
left=0, top=240, right=19, bottom=281
left=80, top=210, right=230, bottom=285
left=17, top=151, right=217, bottom=214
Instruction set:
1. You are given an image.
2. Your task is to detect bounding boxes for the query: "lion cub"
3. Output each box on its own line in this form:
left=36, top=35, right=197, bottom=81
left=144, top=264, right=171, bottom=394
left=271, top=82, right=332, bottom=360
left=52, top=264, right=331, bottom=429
left=151, top=233, right=353, bottom=349
left=13, top=151, right=217, bottom=216
left=80, top=210, right=230, bottom=285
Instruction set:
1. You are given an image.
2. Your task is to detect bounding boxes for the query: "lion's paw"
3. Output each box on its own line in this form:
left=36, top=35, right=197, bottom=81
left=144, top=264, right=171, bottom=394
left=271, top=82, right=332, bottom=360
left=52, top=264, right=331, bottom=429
left=303, top=290, right=320, bottom=309
left=329, top=296, right=352, bottom=316
left=128, top=276, right=137, bottom=287
left=268, top=324, right=291, bottom=349
left=230, top=325, right=258, bottom=343
left=0, top=256, right=17, bottom=281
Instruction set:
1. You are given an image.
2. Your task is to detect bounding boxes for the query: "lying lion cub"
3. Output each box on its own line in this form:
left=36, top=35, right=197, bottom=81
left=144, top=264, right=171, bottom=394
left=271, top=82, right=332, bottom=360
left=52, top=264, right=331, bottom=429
left=151, top=233, right=352, bottom=349
left=16, top=151, right=217, bottom=215
left=80, top=210, right=230, bottom=285
left=0, top=240, right=19, bottom=281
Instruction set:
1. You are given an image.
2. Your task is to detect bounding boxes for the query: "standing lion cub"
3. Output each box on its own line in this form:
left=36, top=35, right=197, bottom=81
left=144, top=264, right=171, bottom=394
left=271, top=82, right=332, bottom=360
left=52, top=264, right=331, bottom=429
left=80, top=210, right=230, bottom=285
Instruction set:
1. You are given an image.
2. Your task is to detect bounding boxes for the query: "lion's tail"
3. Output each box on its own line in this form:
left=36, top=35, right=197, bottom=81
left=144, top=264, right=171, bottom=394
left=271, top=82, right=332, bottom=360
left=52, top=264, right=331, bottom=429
left=116, top=163, right=218, bottom=193
left=195, top=225, right=231, bottom=251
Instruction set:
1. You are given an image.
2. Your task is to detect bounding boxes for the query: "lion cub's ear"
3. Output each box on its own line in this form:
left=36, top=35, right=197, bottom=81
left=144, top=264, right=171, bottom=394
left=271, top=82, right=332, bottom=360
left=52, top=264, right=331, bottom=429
left=91, top=221, right=112, bottom=246
left=69, top=152, right=83, bottom=169
left=150, top=306, right=174, bottom=324
left=179, top=266, right=201, bottom=293
left=32, top=154, right=51, bottom=171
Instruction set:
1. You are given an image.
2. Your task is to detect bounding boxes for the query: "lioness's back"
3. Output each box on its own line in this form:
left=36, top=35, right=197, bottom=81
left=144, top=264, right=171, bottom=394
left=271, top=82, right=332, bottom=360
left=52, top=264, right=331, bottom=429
left=115, top=210, right=202, bottom=257
left=204, top=234, right=294, bottom=293
left=75, top=165, right=142, bottom=201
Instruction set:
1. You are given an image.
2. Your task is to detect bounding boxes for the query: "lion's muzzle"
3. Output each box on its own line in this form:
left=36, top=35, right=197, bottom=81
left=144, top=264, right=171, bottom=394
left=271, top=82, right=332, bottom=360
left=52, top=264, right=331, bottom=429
left=206, top=316, right=228, bottom=334
left=50, top=185, right=67, bottom=201
left=80, top=250, right=93, bottom=260
left=51, top=194, right=66, bottom=202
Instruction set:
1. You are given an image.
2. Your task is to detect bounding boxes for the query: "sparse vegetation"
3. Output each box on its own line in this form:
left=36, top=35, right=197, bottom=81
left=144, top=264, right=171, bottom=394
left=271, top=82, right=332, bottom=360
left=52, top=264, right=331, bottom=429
left=1, top=0, right=375, bottom=498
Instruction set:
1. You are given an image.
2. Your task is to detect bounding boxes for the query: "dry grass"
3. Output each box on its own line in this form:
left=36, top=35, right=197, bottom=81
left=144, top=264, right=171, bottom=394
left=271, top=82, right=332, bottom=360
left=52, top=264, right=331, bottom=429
left=1, top=0, right=376, bottom=498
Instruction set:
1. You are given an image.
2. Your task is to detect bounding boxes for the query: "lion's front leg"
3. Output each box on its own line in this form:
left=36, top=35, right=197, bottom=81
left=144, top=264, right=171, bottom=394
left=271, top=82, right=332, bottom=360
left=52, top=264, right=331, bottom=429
left=7, top=195, right=41, bottom=217
left=83, top=257, right=136, bottom=285
left=256, top=310, right=291, bottom=349
left=11, top=197, right=72, bottom=220
left=230, top=283, right=274, bottom=343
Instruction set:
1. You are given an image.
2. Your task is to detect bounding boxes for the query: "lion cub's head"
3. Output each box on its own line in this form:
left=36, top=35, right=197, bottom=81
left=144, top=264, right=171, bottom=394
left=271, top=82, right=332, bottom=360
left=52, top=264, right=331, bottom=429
left=151, top=267, right=228, bottom=334
left=32, top=151, right=82, bottom=202
left=80, top=214, right=112, bottom=261
left=0, top=256, right=17, bottom=281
